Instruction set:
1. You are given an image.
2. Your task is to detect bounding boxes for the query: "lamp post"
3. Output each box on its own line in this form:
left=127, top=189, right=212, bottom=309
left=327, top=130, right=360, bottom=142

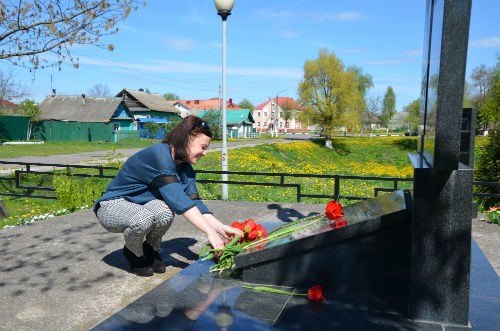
left=214, top=0, right=234, bottom=200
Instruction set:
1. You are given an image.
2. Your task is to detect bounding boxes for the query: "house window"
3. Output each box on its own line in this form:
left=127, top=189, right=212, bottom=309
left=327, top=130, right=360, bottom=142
left=257, top=122, right=261, bottom=127
left=264, top=111, right=267, bottom=118
left=113, top=123, right=120, bottom=132
left=285, top=122, right=290, bottom=128
left=264, top=121, right=267, bottom=127
left=257, top=112, right=260, bottom=118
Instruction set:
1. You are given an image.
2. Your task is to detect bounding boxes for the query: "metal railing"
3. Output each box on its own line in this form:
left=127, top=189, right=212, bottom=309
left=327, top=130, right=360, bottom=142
left=0, top=161, right=117, bottom=199
left=196, top=170, right=413, bottom=202
left=0, top=161, right=498, bottom=202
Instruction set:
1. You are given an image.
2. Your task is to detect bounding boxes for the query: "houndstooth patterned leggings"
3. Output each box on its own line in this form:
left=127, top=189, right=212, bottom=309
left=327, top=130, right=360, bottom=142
left=96, top=198, right=174, bottom=257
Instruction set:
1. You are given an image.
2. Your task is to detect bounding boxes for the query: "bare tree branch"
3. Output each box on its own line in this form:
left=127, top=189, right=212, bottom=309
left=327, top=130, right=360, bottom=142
left=0, top=0, right=145, bottom=70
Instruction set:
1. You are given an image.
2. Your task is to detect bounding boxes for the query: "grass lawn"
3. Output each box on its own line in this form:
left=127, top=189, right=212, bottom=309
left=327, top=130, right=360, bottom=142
left=0, top=140, right=156, bottom=158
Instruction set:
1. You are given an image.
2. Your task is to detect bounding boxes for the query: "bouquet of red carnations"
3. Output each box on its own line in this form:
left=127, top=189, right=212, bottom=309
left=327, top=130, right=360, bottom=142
left=200, top=200, right=348, bottom=275
left=199, top=218, right=268, bottom=274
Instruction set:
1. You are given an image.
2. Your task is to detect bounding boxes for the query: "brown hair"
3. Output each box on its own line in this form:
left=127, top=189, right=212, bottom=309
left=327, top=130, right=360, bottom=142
left=163, top=115, right=212, bottom=162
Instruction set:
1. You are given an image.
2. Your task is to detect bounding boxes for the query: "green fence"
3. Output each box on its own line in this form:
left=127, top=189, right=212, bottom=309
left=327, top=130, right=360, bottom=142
left=0, top=116, right=29, bottom=141
left=32, top=121, right=114, bottom=142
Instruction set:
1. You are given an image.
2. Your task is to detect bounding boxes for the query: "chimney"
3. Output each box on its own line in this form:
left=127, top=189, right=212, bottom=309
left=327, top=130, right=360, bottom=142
left=194, top=100, right=199, bottom=104
left=229, top=98, right=232, bottom=104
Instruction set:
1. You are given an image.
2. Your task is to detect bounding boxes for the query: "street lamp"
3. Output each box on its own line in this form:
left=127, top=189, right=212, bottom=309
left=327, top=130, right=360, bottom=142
left=214, top=0, right=234, bottom=200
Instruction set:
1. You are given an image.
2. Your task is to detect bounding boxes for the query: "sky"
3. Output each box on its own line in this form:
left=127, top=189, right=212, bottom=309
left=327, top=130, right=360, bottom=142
left=2, top=0, right=499, bottom=112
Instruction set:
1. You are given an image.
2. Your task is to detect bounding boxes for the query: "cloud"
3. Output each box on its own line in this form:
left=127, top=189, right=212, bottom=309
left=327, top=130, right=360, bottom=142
left=279, top=30, right=300, bottom=38
left=334, top=11, right=362, bottom=21
left=362, top=59, right=409, bottom=65
left=404, top=49, right=422, bottom=56
left=310, top=11, right=363, bottom=22
left=164, top=37, right=197, bottom=51
left=469, top=36, right=500, bottom=48
left=76, top=55, right=302, bottom=79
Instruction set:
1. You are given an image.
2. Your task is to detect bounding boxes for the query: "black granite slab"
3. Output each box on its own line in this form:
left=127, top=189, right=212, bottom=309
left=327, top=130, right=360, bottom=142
left=90, top=240, right=500, bottom=331
left=234, top=190, right=412, bottom=295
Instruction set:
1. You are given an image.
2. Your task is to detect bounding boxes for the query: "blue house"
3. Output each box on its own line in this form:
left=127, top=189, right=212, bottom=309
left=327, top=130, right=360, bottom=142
left=197, top=109, right=256, bottom=138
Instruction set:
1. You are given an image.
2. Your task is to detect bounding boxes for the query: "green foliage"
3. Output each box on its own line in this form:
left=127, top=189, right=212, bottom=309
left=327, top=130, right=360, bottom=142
left=53, top=173, right=105, bottom=212
left=403, top=99, right=420, bottom=132
left=199, top=111, right=222, bottom=141
left=163, top=92, right=180, bottom=100
left=298, top=48, right=364, bottom=139
left=475, top=130, right=500, bottom=210
left=142, top=122, right=164, bottom=140
left=382, top=87, right=396, bottom=127
left=479, top=66, right=500, bottom=129
left=238, top=98, right=254, bottom=111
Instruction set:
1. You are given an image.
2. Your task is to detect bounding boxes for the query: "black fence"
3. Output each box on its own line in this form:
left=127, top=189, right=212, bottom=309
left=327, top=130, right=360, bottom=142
left=0, top=161, right=499, bottom=203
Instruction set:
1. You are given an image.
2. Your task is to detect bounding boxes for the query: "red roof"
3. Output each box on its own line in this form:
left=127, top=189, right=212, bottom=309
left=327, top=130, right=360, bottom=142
left=255, top=97, right=302, bottom=110
left=0, top=99, right=16, bottom=107
left=173, top=97, right=242, bottom=110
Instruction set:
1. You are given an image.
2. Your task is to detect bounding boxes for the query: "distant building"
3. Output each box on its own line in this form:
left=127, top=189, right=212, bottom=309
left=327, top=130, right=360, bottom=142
left=198, top=109, right=255, bottom=138
left=253, top=97, right=308, bottom=134
left=169, top=97, right=242, bottom=116
left=116, top=88, right=182, bottom=121
left=0, top=99, right=18, bottom=114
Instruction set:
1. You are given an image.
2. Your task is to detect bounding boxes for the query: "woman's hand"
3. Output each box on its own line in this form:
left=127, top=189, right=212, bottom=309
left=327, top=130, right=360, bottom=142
left=206, top=229, right=225, bottom=250
left=218, top=224, right=243, bottom=239
left=203, top=214, right=243, bottom=240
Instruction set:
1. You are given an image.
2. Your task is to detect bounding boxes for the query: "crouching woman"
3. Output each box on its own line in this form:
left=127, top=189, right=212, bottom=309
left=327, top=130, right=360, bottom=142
left=93, top=116, right=242, bottom=277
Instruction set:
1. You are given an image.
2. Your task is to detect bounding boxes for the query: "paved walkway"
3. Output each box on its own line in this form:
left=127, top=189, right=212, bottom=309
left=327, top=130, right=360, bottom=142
left=0, top=201, right=498, bottom=331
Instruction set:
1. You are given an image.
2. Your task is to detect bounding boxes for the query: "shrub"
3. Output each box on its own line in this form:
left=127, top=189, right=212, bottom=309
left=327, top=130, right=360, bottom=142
left=475, top=130, right=500, bottom=210
left=53, top=173, right=105, bottom=211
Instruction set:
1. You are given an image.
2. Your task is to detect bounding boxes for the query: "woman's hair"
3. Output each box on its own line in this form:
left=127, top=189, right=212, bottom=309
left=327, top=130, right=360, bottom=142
left=163, top=115, right=212, bottom=162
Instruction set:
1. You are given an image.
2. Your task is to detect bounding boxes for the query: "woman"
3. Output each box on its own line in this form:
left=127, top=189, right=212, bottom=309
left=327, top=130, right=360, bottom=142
left=94, top=116, right=242, bottom=277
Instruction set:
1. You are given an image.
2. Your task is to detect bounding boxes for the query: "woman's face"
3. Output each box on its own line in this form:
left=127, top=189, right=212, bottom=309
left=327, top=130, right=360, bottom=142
left=186, top=133, right=211, bottom=164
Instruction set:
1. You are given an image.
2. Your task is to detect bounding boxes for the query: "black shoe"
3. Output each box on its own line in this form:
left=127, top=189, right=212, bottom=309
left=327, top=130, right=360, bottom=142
left=143, top=241, right=167, bottom=273
left=123, top=245, right=153, bottom=277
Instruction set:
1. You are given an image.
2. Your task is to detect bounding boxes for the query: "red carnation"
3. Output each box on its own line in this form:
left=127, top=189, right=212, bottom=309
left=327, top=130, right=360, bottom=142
left=243, top=219, right=257, bottom=233
left=325, top=200, right=343, bottom=220
left=231, top=221, right=244, bottom=231
left=307, top=285, right=325, bottom=302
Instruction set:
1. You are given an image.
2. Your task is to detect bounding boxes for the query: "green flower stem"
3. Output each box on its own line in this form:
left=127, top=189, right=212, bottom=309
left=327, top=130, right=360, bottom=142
left=243, top=214, right=326, bottom=250
left=242, top=285, right=306, bottom=296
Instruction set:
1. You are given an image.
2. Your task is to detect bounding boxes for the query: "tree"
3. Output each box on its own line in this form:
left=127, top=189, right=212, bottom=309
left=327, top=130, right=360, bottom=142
left=347, top=66, right=373, bottom=98
left=346, top=66, right=373, bottom=134
left=238, top=98, right=254, bottom=111
left=381, top=86, right=396, bottom=129
left=298, top=48, right=363, bottom=147
left=363, top=95, right=381, bottom=132
left=87, top=84, right=111, bottom=97
left=280, top=99, right=296, bottom=133
left=469, top=64, right=496, bottom=129
left=164, top=93, right=180, bottom=101
left=18, top=99, right=41, bottom=140
left=402, top=98, right=420, bottom=132
left=0, top=70, right=29, bottom=104
left=475, top=130, right=500, bottom=210
left=0, top=1, right=144, bottom=70
left=479, top=64, right=500, bottom=129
